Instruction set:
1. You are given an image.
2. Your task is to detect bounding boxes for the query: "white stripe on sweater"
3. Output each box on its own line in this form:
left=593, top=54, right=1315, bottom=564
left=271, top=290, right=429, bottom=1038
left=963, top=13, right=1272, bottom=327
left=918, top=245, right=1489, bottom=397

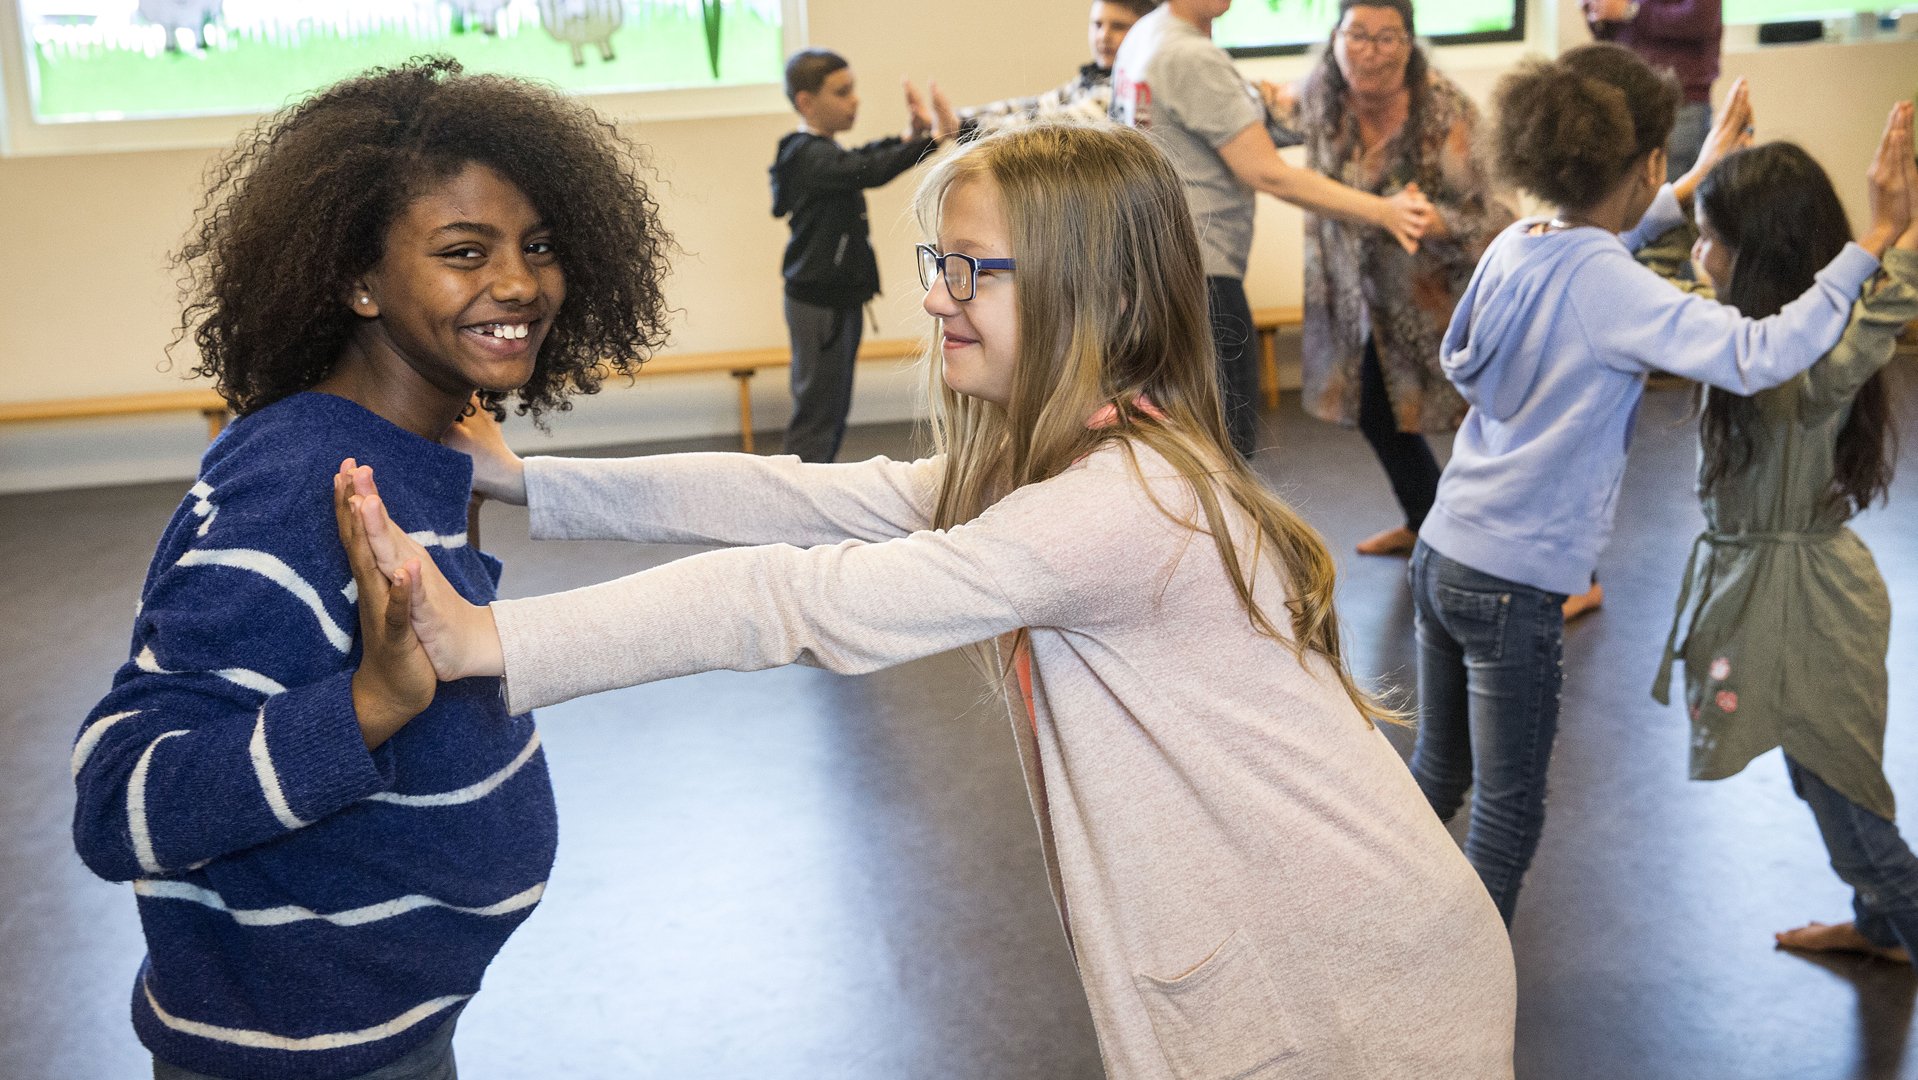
left=407, top=529, right=468, bottom=550
left=175, top=548, right=353, bottom=653
left=142, top=979, right=468, bottom=1051
left=71, top=710, right=139, bottom=778
left=219, top=668, right=287, bottom=697
left=134, top=647, right=285, bottom=698
left=367, top=730, right=541, bottom=808
left=130, top=730, right=190, bottom=875
left=133, top=879, right=546, bottom=927
left=250, top=708, right=307, bottom=830
left=189, top=481, right=219, bottom=538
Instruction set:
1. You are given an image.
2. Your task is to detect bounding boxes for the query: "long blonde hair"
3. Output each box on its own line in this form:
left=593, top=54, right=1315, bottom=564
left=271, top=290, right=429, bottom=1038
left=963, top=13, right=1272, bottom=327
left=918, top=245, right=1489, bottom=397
left=913, top=124, right=1399, bottom=726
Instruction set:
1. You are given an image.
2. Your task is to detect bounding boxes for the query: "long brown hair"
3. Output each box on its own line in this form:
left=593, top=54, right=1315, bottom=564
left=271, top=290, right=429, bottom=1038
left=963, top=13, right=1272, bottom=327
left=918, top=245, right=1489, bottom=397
left=1694, top=142, right=1897, bottom=515
left=912, top=124, right=1399, bottom=725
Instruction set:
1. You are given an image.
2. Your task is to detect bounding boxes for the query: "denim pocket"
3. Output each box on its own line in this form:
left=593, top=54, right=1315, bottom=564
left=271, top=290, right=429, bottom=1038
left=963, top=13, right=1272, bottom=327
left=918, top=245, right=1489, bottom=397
left=1435, top=582, right=1511, bottom=661
left=1133, top=930, right=1300, bottom=1079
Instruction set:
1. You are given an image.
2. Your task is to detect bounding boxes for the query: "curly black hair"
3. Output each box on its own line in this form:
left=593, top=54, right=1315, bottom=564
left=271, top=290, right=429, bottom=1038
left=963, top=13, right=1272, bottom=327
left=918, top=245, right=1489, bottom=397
left=1488, top=43, right=1678, bottom=209
left=173, top=57, right=673, bottom=422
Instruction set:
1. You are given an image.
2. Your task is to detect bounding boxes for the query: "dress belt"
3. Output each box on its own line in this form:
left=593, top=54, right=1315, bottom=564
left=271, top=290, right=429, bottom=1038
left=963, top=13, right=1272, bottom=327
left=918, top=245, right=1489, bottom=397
left=1651, top=527, right=1842, bottom=704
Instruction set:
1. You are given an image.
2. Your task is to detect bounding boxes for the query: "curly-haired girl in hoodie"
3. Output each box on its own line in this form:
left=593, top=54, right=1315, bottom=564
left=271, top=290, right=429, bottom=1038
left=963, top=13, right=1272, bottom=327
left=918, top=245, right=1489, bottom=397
left=1406, top=44, right=1913, bottom=925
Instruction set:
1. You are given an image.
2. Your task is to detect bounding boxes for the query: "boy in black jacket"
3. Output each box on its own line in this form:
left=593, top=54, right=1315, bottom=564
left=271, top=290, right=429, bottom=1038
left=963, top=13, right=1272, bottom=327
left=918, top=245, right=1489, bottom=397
left=771, top=49, right=952, bottom=461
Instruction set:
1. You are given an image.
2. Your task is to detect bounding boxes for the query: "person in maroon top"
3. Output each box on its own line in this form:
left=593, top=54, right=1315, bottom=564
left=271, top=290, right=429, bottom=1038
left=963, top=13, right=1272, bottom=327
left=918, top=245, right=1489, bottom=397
left=1585, top=0, right=1723, bottom=179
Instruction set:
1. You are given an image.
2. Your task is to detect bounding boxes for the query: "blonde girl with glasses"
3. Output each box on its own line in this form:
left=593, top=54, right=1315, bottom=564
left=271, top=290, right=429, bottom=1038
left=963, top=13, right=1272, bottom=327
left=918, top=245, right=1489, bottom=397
left=333, top=123, right=1517, bottom=1078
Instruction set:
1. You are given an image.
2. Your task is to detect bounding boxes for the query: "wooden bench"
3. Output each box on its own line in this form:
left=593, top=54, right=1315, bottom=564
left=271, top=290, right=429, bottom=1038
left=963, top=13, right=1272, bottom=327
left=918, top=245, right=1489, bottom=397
left=0, top=388, right=233, bottom=440
left=0, top=339, right=929, bottom=455
left=631, top=337, right=922, bottom=452
left=1252, top=305, right=1305, bottom=412
left=0, top=311, right=1307, bottom=454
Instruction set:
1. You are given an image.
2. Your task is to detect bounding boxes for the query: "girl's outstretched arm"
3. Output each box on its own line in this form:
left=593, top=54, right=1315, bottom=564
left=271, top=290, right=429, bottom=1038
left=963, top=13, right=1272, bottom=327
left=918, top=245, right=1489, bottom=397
left=440, top=404, right=942, bottom=548
left=342, top=449, right=1192, bottom=716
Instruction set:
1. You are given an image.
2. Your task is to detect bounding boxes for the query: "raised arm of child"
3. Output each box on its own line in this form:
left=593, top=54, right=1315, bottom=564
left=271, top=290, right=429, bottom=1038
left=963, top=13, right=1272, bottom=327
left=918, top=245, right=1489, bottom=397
left=1595, top=101, right=1913, bottom=394
left=1797, top=156, right=1918, bottom=418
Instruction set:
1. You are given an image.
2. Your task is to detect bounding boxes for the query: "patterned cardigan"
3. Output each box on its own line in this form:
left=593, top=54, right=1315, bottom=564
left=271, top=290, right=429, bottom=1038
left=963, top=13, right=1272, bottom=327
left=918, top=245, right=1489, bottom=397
left=1284, top=71, right=1514, bottom=433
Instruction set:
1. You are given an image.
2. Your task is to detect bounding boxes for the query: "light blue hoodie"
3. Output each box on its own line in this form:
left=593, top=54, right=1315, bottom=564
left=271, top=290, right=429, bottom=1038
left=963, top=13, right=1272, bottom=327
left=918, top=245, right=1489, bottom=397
left=1420, top=186, right=1882, bottom=596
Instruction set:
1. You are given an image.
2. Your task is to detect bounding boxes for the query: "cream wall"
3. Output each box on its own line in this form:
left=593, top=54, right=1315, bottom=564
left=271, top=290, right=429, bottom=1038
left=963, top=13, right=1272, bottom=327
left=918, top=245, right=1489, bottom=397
left=0, top=0, right=1911, bottom=492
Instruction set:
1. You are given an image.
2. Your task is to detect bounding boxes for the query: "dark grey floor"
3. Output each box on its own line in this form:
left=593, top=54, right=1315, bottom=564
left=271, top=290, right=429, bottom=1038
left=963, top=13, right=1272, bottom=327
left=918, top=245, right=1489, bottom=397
left=5, top=377, right=1918, bottom=1080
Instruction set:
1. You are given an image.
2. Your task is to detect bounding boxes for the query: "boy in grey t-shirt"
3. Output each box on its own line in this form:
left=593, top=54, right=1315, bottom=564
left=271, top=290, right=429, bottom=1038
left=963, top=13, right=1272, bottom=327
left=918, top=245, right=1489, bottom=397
left=1111, top=0, right=1430, bottom=456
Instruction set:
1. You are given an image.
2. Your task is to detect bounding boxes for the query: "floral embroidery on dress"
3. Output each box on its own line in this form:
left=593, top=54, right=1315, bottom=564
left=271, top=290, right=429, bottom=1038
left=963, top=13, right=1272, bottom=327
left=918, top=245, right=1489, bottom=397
left=1709, top=656, right=1731, bottom=682
left=1715, top=690, right=1738, bottom=714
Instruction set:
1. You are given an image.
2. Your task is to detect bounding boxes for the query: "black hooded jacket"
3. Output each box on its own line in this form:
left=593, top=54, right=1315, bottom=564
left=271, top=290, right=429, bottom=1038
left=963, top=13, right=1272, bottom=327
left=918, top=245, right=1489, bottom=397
left=770, top=131, right=934, bottom=309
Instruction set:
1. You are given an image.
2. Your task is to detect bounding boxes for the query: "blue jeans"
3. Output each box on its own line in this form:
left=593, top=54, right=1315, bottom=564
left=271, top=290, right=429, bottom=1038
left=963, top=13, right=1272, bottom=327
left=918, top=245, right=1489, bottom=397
left=1408, top=541, right=1566, bottom=924
left=1788, top=754, right=1918, bottom=961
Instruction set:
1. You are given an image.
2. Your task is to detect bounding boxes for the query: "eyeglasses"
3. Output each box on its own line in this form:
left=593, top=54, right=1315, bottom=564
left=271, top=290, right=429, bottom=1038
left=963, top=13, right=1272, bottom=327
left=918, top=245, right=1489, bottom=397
left=916, top=244, right=1015, bottom=303
left=1337, top=27, right=1410, bottom=50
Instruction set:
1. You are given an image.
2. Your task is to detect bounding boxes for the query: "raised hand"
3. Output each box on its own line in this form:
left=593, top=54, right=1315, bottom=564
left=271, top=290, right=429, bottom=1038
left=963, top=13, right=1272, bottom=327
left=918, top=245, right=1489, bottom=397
left=1674, top=78, right=1753, bottom=205
left=335, top=460, right=436, bottom=748
left=929, top=79, right=960, bottom=142
left=1897, top=111, right=1918, bottom=252
left=442, top=397, right=527, bottom=505
left=1862, top=100, right=1915, bottom=257
left=903, top=78, right=933, bottom=139
left=1383, top=182, right=1433, bottom=254
left=339, top=461, right=507, bottom=683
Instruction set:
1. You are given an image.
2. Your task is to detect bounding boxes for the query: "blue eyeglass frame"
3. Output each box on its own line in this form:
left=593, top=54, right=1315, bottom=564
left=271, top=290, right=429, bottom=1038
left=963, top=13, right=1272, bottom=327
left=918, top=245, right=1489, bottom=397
left=916, top=243, right=1016, bottom=302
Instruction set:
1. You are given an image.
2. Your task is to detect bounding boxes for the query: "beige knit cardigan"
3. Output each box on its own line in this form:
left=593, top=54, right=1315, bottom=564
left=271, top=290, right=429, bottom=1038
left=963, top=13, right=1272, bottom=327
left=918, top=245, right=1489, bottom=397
left=494, top=443, right=1516, bottom=1079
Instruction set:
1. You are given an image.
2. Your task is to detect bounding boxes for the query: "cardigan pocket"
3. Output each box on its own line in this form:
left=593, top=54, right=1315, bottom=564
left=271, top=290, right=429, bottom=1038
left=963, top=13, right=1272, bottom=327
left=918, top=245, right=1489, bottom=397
left=1133, top=929, right=1300, bottom=1079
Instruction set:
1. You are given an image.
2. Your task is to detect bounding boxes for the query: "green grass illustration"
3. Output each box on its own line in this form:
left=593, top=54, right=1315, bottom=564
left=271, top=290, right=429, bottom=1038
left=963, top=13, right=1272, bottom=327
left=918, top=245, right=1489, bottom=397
left=29, top=5, right=782, bottom=122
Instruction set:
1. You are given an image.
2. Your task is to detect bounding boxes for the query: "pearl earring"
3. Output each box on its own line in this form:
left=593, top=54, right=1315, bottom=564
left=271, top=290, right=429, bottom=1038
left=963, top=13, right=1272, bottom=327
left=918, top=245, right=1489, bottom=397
left=357, top=296, right=371, bottom=305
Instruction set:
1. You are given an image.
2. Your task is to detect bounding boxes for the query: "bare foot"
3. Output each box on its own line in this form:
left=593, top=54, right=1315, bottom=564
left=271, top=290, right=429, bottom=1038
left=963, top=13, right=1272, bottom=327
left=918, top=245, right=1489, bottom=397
left=1775, top=920, right=1911, bottom=963
left=1356, top=525, right=1417, bottom=556
left=1562, top=581, right=1604, bottom=621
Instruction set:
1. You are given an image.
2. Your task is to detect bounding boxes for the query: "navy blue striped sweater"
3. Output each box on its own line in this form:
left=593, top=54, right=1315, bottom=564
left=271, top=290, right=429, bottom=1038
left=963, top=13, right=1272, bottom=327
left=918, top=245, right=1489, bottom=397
left=73, top=392, right=558, bottom=1080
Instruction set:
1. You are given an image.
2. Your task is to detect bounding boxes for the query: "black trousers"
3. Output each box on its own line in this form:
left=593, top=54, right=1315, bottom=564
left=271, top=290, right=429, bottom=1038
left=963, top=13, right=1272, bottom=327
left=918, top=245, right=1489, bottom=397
left=1205, top=276, right=1259, bottom=458
left=1356, top=336, right=1441, bottom=531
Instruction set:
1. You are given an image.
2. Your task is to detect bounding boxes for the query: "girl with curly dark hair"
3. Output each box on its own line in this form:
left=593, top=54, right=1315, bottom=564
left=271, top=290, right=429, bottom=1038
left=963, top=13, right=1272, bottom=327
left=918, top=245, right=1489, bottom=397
left=72, top=57, right=672, bottom=1080
left=1406, top=45, right=1912, bottom=926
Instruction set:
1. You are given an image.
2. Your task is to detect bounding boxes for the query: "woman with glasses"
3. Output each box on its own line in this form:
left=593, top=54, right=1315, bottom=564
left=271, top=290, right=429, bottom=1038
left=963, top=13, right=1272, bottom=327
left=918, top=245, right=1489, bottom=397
left=1111, top=0, right=1435, bottom=459
left=1266, top=0, right=1514, bottom=561
left=333, top=124, right=1517, bottom=1078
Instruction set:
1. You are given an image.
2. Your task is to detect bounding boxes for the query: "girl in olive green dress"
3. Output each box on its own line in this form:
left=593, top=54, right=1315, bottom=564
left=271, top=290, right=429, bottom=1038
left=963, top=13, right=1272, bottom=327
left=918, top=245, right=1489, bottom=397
left=1655, top=138, right=1918, bottom=963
